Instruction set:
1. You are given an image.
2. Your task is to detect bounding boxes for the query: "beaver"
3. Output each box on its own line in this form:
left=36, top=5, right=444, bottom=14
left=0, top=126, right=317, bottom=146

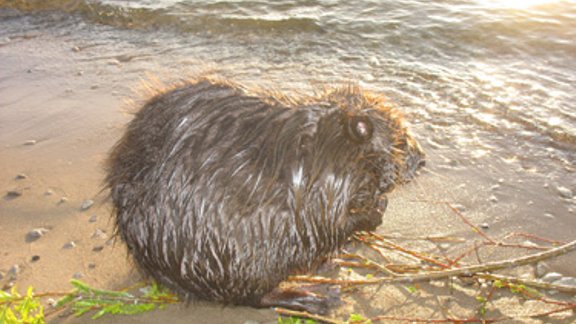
left=106, top=78, right=425, bottom=313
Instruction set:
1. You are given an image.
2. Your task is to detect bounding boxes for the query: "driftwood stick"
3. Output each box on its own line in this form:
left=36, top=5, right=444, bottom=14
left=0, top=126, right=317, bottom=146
left=291, top=240, right=576, bottom=286
left=357, top=232, right=450, bottom=269
left=370, top=315, right=502, bottom=323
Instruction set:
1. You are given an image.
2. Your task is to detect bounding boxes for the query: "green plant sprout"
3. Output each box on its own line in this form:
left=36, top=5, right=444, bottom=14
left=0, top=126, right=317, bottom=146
left=0, top=279, right=179, bottom=323
left=0, top=286, right=44, bottom=324
left=57, top=279, right=178, bottom=319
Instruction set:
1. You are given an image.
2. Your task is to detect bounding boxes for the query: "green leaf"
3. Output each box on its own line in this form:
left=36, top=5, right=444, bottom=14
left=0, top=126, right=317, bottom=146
left=405, top=285, right=417, bottom=294
left=55, top=293, right=77, bottom=308
left=278, top=316, right=314, bottom=324
left=0, top=290, right=12, bottom=302
left=70, top=279, right=92, bottom=293
left=479, top=305, right=487, bottom=316
left=493, top=280, right=505, bottom=288
left=70, top=279, right=133, bottom=298
left=522, top=285, right=542, bottom=297
left=508, top=283, right=524, bottom=294
left=348, top=312, right=371, bottom=323
left=0, top=306, right=19, bottom=323
left=73, top=305, right=94, bottom=317
left=92, top=303, right=121, bottom=319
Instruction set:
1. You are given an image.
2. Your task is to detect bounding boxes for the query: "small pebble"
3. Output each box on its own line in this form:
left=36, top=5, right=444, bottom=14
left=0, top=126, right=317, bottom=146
left=88, top=262, right=96, bottom=269
left=15, top=173, right=27, bottom=180
left=47, top=298, right=57, bottom=307
left=24, top=140, right=37, bottom=145
left=6, top=190, right=22, bottom=198
left=536, top=262, right=550, bottom=278
left=243, top=320, right=260, bottom=324
left=8, top=265, right=19, bottom=280
left=3, top=282, right=15, bottom=289
left=92, top=228, right=107, bottom=240
left=552, top=277, right=576, bottom=287
left=90, top=85, right=99, bottom=90
left=81, top=199, right=94, bottom=211
left=44, top=189, right=54, bottom=196
left=527, top=200, right=534, bottom=205
left=557, top=186, right=573, bottom=199
left=72, top=272, right=83, bottom=279
left=498, top=178, right=505, bottom=184
left=26, top=228, right=50, bottom=242
left=480, top=223, right=490, bottom=230
left=92, top=245, right=104, bottom=252
left=71, top=46, right=81, bottom=52
left=59, top=197, right=68, bottom=203
left=63, top=241, right=76, bottom=249
left=88, top=215, right=97, bottom=223
left=489, top=184, right=500, bottom=191
left=543, top=213, right=555, bottom=219
left=76, top=71, right=84, bottom=76
left=488, top=195, right=498, bottom=203
left=31, top=255, right=40, bottom=262
left=541, top=272, right=562, bottom=283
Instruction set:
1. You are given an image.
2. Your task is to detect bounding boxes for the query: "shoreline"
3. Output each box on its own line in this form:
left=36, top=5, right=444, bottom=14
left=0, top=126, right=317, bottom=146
left=1, top=33, right=575, bottom=323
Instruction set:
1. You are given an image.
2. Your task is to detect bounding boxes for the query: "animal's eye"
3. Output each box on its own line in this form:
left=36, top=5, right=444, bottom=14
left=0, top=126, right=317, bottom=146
left=346, top=115, right=373, bottom=143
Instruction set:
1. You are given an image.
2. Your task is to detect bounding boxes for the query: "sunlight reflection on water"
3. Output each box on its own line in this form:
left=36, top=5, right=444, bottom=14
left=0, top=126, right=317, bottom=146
left=482, top=0, right=565, bottom=9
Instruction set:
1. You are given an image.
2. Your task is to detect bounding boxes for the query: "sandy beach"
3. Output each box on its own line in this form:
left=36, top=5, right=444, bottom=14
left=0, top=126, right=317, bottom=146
left=1, top=26, right=575, bottom=323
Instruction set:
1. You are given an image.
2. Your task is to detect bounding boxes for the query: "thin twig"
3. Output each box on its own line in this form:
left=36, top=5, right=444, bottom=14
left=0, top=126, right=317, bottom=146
left=530, top=305, right=576, bottom=319
left=501, top=232, right=565, bottom=246
left=292, top=240, right=576, bottom=286
left=479, top=273, right=576, bottom=294
left=370, top=315, right=503, bottom=323
left=357, top=232, right=451, bottom=269
left=339, top=251, right=399, bottom=276
left=275, top=307, right=342, bottom=324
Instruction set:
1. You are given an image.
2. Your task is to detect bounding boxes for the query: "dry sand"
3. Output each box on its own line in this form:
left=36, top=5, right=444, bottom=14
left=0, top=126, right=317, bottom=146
left=1, top=35, right=575, bottom=323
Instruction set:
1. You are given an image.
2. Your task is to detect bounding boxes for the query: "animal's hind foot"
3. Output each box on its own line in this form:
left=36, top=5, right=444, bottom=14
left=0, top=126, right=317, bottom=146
left=259, top=286, right=340, bottom=315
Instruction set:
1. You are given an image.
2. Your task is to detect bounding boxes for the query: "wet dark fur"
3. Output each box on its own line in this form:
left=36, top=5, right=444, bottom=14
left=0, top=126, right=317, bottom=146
left=106, top=79, right=424, bottom=309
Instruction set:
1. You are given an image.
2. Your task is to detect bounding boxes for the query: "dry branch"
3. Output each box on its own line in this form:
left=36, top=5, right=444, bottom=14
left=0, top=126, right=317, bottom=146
left=291, top=240, right=576, bottom=286
left=479, top=273, right=576, bottom=294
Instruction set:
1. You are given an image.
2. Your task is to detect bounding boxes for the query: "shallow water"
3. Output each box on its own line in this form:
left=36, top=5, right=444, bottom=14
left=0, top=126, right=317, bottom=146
left=0, top=0, right=575, bottom=321
left=2, top=0, right=575, bottom=170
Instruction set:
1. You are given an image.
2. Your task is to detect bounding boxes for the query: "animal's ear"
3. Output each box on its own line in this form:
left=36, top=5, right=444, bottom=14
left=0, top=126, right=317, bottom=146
left=344, top=115, right=374, bottom=143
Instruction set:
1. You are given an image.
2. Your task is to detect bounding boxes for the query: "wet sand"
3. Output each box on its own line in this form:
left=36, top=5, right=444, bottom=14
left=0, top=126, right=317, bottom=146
left=1, top=35, right=575, bottom=323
